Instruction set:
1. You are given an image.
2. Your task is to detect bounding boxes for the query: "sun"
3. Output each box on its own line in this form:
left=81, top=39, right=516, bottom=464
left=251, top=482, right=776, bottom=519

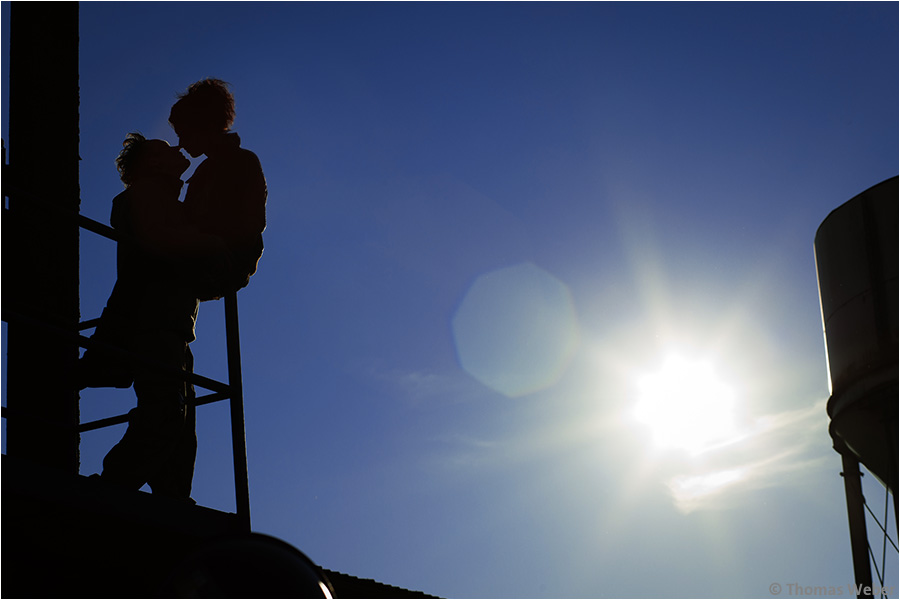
left=632, top=354, right=739, bottom=455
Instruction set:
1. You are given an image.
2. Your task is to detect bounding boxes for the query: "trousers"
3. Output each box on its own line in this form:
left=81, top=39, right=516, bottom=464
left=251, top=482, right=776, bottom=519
left=101, top=330, right=197, bottom=499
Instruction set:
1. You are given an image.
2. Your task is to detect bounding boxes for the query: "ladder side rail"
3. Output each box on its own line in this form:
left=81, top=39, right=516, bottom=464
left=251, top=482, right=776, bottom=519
left=224, top=291, right=251, bottom=532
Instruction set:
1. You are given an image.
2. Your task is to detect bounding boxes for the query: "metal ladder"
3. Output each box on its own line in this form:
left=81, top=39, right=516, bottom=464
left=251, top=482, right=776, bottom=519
left=3, top=199, right=252, bottom=532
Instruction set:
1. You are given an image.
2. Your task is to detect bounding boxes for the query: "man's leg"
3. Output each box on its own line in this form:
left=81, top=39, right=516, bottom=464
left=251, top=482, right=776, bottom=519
left=147, top=343, right=197, bottom=499
left=100, top=331, right=188, bottom=491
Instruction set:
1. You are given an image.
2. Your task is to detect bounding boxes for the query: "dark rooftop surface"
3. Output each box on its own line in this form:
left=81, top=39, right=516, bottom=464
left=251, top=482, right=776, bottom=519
left=2, top=455, right=439, bottom=598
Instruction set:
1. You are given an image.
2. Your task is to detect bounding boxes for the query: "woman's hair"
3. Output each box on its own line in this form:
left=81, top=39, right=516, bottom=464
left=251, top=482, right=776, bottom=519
left=115, top=132, right=148, bottom=187
left=169, top=78, right=235, bottom=134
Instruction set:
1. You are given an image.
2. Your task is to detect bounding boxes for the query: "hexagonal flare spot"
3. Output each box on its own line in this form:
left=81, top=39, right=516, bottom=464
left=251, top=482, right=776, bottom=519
left=451, top=262, right=579, bottom=397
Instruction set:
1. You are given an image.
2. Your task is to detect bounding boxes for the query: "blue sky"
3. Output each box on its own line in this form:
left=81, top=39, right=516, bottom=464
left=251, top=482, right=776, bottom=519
left=2, top=2, right=898, bottom=598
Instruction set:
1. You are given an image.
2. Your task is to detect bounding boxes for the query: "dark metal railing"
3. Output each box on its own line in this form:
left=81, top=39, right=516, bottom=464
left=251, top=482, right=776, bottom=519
left=2, top=203, right=252, bottom=532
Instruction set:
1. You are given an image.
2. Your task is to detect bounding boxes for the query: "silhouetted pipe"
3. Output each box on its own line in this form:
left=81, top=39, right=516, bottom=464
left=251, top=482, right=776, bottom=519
left=5, top=2, right=81, bottom=473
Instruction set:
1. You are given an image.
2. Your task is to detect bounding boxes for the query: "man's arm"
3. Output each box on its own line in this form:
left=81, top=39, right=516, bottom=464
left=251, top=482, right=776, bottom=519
left=231, top=149, right=267, bottom=242
left=128, top=187, right=229, bottom=270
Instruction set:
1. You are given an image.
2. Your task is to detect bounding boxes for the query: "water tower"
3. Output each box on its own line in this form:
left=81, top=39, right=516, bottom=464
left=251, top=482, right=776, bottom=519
left=815, top=176, right=898, bottom=598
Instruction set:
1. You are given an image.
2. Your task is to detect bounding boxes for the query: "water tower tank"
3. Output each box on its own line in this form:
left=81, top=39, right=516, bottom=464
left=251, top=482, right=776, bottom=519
left=815, top=176, right=898, bottom=496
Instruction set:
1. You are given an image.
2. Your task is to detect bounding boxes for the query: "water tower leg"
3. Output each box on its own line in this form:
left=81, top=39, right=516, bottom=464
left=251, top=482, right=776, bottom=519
left=889, top=421, right=899, bottom=532
left=841, top=454, right=873, bottom=599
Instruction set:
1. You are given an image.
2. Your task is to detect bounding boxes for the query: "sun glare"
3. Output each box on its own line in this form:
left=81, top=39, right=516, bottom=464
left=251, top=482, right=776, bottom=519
left=632, top=354, right=739, bottom=455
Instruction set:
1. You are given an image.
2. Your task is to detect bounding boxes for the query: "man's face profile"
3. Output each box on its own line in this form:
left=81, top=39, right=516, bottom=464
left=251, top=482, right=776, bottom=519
left=174, top=126, right=205, bottom=158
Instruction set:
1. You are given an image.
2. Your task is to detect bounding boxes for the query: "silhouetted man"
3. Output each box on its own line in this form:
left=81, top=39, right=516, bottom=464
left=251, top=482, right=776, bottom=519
left=82, top=134, right=203, bottom=500
left=169, top=78, right=267, bottom=301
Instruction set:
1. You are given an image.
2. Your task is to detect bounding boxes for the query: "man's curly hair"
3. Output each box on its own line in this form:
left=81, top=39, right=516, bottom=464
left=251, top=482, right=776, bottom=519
left=169, top=78, right=235, bottom=134
left=115, top=132, right=148, bottom=187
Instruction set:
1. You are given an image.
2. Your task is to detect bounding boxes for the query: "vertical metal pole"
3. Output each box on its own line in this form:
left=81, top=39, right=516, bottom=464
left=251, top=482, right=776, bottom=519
left=224, top=292, right=251, bottom=532
left=841, top=454, right=874, bottom=599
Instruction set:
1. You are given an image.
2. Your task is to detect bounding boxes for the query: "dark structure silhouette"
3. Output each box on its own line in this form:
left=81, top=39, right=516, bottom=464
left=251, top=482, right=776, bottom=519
left=816, top=176, right=899, bottom=599
left=4, top=0, right=81, bottom=474
left=2, top=5, right=437, bottom=598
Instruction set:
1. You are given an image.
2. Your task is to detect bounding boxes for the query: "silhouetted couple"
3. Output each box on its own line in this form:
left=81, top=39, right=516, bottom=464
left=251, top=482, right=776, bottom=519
left=80, top=79, right=267, bottom=501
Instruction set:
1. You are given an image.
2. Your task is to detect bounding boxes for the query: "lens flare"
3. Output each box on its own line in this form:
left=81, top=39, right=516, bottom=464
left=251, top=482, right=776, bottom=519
left=452, top=263, right=579, bottom=398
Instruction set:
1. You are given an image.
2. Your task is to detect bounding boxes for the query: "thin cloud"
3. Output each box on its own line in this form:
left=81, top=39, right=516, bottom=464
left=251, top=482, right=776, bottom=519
left=366, top=366, right=491, bottom=406
left=667, top=398, right=833, bottom=513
